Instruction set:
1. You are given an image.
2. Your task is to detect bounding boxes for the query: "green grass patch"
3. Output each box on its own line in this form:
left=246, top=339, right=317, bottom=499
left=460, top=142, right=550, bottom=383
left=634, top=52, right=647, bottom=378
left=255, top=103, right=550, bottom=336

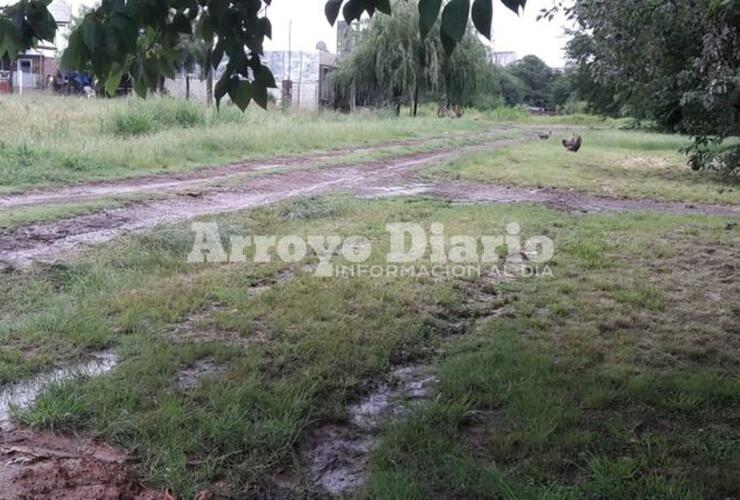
left=425, top=129, right=739, bottom=204
left=0, top=197, right=737, bottom=497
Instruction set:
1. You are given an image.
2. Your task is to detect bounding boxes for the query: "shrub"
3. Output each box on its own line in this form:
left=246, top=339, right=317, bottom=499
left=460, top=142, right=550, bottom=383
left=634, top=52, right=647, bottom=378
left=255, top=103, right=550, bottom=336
left=103, top=98, right=205, bottom=137
left=108, top=111, right=154, bottom=137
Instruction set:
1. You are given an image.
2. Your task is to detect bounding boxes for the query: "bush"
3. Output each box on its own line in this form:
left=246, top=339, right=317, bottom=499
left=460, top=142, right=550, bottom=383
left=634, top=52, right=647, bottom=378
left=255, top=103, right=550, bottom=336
left=103, top=98, right=206, bottom=137
left=108, top=111, right=154, bottom=137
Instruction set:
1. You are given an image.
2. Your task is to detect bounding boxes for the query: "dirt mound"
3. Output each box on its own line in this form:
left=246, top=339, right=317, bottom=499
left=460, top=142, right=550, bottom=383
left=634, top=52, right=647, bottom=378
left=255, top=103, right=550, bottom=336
left=0, top=428, right=164, bottom=499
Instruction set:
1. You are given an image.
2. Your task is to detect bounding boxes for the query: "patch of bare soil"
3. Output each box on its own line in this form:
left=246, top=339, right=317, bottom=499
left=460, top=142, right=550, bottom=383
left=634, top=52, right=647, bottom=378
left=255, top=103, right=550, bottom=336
left=430, top=181, right=740, bottom=217
left=301, top=365, right=438, bottom=496
left=0, top=135, right=528, bottom=269
left=0, top=428, right=164, bottom=499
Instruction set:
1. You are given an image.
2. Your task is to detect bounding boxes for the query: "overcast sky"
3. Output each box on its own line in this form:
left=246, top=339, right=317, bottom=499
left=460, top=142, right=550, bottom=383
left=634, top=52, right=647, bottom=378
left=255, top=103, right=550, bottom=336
left=57, top=0, right=570, bottom=67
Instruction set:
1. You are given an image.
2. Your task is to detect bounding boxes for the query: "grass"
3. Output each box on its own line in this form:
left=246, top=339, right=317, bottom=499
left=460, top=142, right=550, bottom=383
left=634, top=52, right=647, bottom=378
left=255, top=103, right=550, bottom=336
left=0, top=96, right=491, bottom=193
left=0, top=196, right=738, bottom=497
left=425, top=129, right=740, bottom=204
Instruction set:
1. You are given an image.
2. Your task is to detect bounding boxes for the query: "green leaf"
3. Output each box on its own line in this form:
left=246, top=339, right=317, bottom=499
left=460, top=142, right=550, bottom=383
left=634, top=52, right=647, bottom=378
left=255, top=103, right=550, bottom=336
left=229, top=80, right=252, bottom=111
left=81, top=18, right=99, bottom=51
left=252, top=82, right=269, bottom=109
left=376, top=0, right=391, bottom=15
left=212, top=39, right=224, bottom=70
left=214, top=73, right=232, bottom=108
left=343, top=0, right=364, bottom=23
left=325, top=0, right=342, bottom=26
left=441, top=0, right=469, bottom=43
left=418, top=0, right=442, bottom=38
left=501, top=0, right=525, bottom=14
left=254, top=65, right=276, bottom=88
left=105, top=64, right=123, bottom=96
left=471, top=0, right=492, bottom=40
left=0, top=19, right=24, bottom=59
left=26, top=1, right=57, bottom=42
left=133, top=77, right=147, bottom=98
left=440, top=28, right=456, bottom=55
left=60, top=30, right=82, bottom=70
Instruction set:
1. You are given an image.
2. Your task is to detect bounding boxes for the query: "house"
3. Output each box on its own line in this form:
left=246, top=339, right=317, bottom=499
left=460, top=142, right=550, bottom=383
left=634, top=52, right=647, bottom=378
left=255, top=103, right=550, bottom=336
left=0, top=0, right=72, bottom=93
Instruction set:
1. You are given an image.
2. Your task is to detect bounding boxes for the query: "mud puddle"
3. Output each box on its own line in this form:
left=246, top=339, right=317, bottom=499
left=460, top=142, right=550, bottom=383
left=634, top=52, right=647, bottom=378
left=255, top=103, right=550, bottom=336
left=430, top=181, right=740, bottom=217
left=0, top=136, right=526, bottom=269
left=0, top=350, right=118, bottom=427
left=302, top=365, right=438, bottom=496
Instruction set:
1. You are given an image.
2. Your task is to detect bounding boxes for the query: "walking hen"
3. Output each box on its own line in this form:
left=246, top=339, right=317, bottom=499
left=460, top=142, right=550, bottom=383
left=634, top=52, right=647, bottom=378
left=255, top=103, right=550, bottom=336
left=562, top=135, right=582, bottom=152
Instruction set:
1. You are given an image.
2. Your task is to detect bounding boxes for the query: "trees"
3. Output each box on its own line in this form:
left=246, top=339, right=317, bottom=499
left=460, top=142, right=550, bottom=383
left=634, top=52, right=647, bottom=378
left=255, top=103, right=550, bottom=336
left=508, top=55, right=555, bottom=108
left=331, top=0, right=490, bottom=114
left=0, top=0, right=526, bottom=110
left=558, top=0, right=739, bottom=172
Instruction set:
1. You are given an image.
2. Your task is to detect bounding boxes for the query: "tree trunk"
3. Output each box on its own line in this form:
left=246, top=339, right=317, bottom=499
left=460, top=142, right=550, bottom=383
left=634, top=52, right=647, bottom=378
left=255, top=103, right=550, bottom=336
left=413, top=85, right=419, bottom=117
left=185, top=74, right=190, bottom=101
left=206, top=68, right=214, bottom=107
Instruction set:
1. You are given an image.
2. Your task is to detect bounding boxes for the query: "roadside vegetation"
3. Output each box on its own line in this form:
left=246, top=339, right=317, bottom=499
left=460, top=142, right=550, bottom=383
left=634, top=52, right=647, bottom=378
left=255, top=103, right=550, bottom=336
left=0, top=96, right=489, bottom=193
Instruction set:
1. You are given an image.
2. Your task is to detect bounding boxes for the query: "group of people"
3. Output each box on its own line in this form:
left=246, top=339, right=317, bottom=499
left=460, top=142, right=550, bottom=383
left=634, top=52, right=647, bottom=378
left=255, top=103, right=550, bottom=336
left=46, top=71, right=95, bottom=97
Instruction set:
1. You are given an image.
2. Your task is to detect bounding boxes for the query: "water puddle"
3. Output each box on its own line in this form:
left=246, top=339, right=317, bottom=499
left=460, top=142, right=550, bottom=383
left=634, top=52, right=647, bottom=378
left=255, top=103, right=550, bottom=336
left=0, top=350, right=118, bottom=426
left=302, top=365, right=438, bottom=496
left=176, top=359, right=227, bottom=391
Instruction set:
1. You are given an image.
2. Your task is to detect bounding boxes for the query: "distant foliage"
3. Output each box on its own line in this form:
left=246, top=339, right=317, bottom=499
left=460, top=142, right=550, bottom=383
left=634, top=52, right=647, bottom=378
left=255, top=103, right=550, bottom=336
left=331, top=0, right=491, bottom=113
left=560, top=0, right=739, bottom=173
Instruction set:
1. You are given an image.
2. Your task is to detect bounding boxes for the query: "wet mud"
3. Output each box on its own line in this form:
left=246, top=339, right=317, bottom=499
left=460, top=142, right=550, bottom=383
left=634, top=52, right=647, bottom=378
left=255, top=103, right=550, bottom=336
left=301, top=365, right=438, bottom=496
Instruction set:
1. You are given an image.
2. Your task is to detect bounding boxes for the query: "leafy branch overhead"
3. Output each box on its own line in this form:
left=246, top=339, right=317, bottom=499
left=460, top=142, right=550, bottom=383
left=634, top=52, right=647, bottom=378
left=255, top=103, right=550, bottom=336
left=0, top=0, right=525, bottom=108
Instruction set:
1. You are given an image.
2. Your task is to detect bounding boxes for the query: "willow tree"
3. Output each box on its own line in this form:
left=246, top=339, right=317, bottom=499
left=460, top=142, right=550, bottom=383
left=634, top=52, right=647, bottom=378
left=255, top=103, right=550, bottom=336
left=332, top=0, right=490, bottom=115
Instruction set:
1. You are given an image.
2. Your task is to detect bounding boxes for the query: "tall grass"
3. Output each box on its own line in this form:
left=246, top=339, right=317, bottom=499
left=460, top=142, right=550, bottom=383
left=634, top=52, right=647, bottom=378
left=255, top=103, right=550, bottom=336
left=101, top=99, right=206, bottom=137
left=0, top=95, right=488, bottom=192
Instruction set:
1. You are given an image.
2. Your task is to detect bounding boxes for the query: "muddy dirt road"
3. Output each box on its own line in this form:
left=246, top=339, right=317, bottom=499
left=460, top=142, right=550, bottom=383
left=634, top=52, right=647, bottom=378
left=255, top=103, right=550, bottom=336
left=0, top=133, right=527, bottom=268
left=1, top=128, right=738, bottom=269
left=0, top=128, right=513, bottom=209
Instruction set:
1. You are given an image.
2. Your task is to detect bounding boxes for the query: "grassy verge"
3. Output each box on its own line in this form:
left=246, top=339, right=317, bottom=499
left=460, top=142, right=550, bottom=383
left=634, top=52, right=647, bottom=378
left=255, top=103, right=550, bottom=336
left=424, top=129, right=739, bottom=205
left=0, top=96, right=493, bottom=193
left=0, top=197, right=736, bottom=497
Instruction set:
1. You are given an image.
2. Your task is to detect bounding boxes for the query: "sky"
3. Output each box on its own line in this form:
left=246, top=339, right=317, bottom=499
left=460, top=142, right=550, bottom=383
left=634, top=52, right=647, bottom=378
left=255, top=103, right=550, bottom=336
left=56, top=0, right=570, bottom=67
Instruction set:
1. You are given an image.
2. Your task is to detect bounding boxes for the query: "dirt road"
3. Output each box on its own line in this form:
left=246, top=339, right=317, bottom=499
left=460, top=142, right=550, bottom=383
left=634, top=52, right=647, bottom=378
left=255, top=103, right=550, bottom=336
left=1, top=128, right=738, bottom=269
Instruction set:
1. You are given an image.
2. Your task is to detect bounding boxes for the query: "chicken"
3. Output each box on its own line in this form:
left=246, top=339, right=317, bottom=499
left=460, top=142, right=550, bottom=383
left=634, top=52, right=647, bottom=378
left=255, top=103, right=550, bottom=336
left=453, top=105, right=464, bottom=118
left=437, top=105, right=448, bottom=118
left=562, top=135, right=582, bottom=152
left=538, top=130, right=552, bottom=140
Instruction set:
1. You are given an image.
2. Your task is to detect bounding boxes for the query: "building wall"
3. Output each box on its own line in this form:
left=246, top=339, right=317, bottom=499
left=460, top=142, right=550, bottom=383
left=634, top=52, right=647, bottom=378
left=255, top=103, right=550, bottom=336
left=164, top=50, right=335, bottom=112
